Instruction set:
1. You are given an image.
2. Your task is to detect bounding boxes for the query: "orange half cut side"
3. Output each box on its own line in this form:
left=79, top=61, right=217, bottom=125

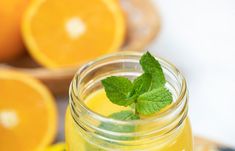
left=22, top=0, right=126, bottom=68
left=0, top=70, right=57, bottom=151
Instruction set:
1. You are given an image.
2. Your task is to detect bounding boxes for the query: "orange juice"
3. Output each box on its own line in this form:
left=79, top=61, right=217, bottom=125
left=66, top=89, right=193, bottom=151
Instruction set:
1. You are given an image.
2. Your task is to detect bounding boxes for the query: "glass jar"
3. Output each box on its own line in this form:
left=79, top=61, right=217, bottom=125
left=65, top=52, right=193, bottom=151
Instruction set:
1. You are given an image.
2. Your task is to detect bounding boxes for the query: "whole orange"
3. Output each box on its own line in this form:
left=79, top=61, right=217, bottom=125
left=0, top=0, right=28, bottom=62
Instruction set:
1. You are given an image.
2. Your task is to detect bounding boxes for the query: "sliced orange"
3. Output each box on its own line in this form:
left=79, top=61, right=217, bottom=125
left=0, top=70, right=57, bottom=151
left=22, top=0, right=126, bottom=68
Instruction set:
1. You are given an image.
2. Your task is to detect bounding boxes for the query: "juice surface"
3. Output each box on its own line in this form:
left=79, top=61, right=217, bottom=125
left=66, top=89, right=193, bottom=151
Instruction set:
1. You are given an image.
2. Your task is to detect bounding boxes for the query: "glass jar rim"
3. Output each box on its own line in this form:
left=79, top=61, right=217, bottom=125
left=69, top=51, right=187, bottom=125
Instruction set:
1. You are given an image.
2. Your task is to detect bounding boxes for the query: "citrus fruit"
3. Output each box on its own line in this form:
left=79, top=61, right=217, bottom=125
left=0, top=0, right=28, bottom=61
left=22, top=0, right=126, bottom=68
left=44, top=143, right=66, bottom=151
left=0, top=70, right=57, bottom=151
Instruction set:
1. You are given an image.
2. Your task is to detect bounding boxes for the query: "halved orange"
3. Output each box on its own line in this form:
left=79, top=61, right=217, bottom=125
left=0, top=70, right=57, bottom=151
left=22, top=0, right=126, bottom=68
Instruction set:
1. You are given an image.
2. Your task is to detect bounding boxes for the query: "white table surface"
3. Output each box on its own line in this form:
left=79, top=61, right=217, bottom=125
left=149, top=0, right=235, bottom=147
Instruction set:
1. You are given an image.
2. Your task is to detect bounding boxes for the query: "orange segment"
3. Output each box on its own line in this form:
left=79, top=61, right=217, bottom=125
left=0, top=70, right=57, bottom=151
left=22, top=0, right=126, bottom=68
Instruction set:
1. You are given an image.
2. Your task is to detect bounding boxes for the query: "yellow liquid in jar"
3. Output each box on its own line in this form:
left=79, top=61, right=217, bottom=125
left=65, top=89, right=193, bottom=151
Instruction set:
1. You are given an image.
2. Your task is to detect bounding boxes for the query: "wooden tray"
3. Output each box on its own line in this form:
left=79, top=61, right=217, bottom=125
left=0, top=0, right=160, bottom=96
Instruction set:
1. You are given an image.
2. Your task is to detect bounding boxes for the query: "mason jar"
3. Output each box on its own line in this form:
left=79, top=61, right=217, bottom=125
left=65, top=51, right=193, bottom=151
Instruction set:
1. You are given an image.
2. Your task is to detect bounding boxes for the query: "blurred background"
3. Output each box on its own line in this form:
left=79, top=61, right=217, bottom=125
left=0, top=0, right=235, bottom=150
left=150, top=0, right=235, bottom=146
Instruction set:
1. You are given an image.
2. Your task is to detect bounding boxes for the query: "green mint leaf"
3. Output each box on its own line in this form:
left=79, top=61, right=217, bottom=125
left=102, top=76, right=134, bottom=106
left=140, top=52, right=166, bottom=89
left=100, top=111, right=139, bottom=133
left=101, top=52, right=173, bottom=117
left=131, top=73, right=152, bottom=97
left=109, top=110, right=140, bottom=121
left=99, top=110, right=140, bottom=140
left=136, top=87, right=173, bottom=115
left=86, top=111, right=139, bottom=150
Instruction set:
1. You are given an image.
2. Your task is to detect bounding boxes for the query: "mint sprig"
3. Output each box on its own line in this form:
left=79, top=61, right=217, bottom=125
left=102, top=51, right=172, bottom=116
left=87, top=51, right=173, bottom=149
